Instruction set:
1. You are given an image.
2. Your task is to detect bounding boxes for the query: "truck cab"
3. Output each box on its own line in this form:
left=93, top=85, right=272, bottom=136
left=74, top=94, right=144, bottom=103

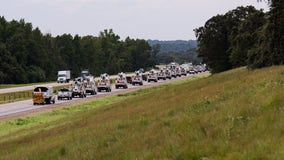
left=57, top=70, right=71, bottom=83
left=81, top=69, right=90, bottom=78
left=83, top=76, right=97, bottom=95
left=115, top=72, right=128, bottom=89
left=157, top=69, right=167, bottom=80
left=132, top=71, right=143, bottom=85
left=72, top=78, right=86, bottom=98
left=97, top=73, right=112, bottom=92
left=148, top=70, right=158, bottom=82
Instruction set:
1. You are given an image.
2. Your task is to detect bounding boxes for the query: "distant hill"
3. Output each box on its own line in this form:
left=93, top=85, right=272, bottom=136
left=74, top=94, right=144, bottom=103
left=148, top=40, right=197, bottom=53
left=147, top=40, right=200, bottom=64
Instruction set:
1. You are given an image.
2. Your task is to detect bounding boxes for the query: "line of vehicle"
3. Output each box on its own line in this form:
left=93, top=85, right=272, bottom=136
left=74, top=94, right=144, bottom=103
left=0, top=73, right=206, bottom=120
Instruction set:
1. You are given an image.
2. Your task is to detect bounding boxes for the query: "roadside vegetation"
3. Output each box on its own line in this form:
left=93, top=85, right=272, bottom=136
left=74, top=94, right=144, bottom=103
left=0, top=81, right=56, bottom=89
left=0, top=16, right=156, bottom=84
left=195, top=1, right=284, bottom=73
left=0, top=66, right=283, bottom=159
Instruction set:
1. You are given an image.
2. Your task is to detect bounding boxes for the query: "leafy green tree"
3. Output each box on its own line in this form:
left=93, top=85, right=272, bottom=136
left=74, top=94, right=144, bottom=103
left=248, top=0, right=284, bottom=68
left=227, top=6, right=266, bottom=67
left=0, top=17, right=156, bottom=84
left=195, top=6, right=266, bottom=72
left=195, top=15, right=231, bottom=73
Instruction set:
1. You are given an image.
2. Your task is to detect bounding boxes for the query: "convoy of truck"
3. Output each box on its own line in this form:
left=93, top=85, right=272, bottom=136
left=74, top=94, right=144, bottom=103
left=32, top=63, right=207, bottom=105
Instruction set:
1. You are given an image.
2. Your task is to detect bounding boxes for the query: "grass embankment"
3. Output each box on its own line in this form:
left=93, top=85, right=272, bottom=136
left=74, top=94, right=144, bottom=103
left=0, top=81, right=56, bottom=89
left=0, top=85, right=71, bottom=104
left=0, top=66, right=284, bottom=159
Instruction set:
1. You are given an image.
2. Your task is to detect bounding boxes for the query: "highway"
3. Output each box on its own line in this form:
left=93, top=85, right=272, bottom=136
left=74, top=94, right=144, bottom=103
left=0, top=72, right=208, bottom=120
left=0, top=74, right=134, bottom=94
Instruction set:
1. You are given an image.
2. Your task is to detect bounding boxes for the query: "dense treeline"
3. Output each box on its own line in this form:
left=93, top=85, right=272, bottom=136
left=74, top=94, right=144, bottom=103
left=148, top=40, right=197, bottom=52
left=155, top=48, right=202, bottom=65
left=195, top=1, right=284, bottom=73
left=0, top=17, right=155, bottom=84
left=148, top=40, right=202, bottom=65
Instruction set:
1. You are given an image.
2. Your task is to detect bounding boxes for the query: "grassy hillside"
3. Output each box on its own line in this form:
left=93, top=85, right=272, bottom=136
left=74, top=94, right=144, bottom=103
left=0, top=66, right=284, bottom=159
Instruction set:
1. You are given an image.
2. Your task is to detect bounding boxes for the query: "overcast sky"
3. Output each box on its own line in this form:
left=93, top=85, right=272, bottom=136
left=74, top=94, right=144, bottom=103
left=0, top=0, right=268, bottom=40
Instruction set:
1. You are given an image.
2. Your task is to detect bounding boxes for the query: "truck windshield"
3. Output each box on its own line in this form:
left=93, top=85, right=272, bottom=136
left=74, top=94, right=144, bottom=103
left=34, top=87, right=48, bottom=92
left=58, top=74, right=66, bottom=77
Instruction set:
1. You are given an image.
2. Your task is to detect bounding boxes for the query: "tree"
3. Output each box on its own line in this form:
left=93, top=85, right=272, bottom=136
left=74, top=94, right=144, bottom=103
left=195, top=6, right=267, bottom=72
left=248, top=0, right=284, bottom=68
left=195, top=15, right=231, bottom=73
left=226, top=6, right=266, bottom=67
left=150, top=44, right=160, bottom=65
left=0, top=16, right=157, bottom=84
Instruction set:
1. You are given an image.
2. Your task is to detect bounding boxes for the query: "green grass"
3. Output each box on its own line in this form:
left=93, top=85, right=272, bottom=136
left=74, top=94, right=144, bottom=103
left=0, top=81, right=57, bottom=89
left=0, top=66, right=284, bottom=159
left=0, top=85, right=71, bottom=104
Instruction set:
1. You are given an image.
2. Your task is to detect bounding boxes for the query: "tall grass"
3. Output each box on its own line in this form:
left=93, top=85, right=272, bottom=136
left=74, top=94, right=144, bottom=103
left=0, top=66, right=283, bottom=159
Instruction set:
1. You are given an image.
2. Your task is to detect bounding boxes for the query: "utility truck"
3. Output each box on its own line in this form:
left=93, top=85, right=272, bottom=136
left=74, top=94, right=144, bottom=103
left=33, top=86, right=56, bottom=105
left=72, top=77, right=86, bottom=98
left=115, top=72, right=128, bottom=89
left=81, top=69, right=90, bottom=78
left=157, top=69, right=167, bottom=80
left=97, top=73, right=112, bottom=92
left=57, top=70, right=71, bottom=83
left=132, top=71, right=143, bottom=85
left=148, top=69, right=158, bottom=82
left=83, top=76, right=97, bottom=95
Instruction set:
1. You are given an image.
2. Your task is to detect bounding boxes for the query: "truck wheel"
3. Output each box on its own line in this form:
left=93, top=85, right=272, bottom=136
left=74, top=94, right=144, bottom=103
left=53, top=100, right=55, bottom=104
left=46, top=99, right=51, bottom=104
